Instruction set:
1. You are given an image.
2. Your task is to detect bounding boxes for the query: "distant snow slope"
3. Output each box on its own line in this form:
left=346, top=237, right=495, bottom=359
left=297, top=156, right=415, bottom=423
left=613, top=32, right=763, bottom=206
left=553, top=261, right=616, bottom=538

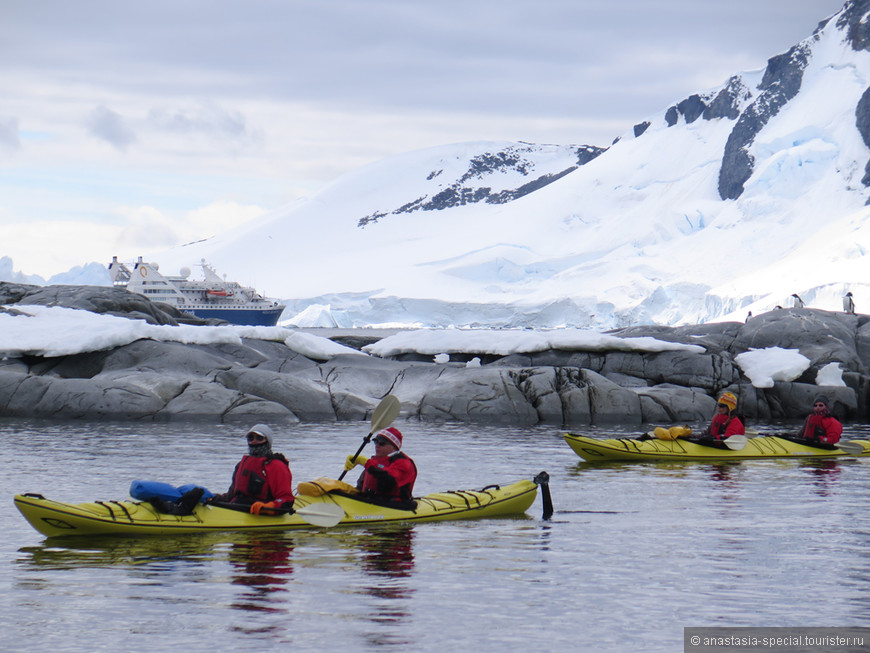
left=22, top=0, right=870, bottom=330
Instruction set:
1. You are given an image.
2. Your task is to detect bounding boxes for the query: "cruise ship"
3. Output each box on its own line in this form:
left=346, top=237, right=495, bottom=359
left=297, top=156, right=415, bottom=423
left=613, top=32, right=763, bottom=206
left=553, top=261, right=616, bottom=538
left=109, top=256, right=286, bottom=326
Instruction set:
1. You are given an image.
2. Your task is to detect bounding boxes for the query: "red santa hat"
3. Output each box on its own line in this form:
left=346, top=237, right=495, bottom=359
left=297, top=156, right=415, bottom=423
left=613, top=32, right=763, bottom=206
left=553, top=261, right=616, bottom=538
left=376, top=427, right=403, bottom=450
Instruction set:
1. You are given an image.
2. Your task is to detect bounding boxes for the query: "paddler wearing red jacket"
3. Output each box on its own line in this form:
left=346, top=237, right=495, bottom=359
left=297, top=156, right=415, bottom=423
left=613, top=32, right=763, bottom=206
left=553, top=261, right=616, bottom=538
left=798, top=395, right=842, bottom=445
left=705, top=392, right=745, bottom=441
left=344, top=427, right=417, bottom=502
left=211, top=424, right=295, bottom=515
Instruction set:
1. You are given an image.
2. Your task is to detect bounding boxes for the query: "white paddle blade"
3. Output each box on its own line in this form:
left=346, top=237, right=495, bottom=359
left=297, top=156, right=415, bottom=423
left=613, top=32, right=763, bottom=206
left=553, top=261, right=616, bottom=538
left=836, top=440, right=866, bottom=455
left=295, top=502, right=345, bottom=528
left=371, top=395, right=401, bottom=433
left=723, top=435, right=748, bottom=451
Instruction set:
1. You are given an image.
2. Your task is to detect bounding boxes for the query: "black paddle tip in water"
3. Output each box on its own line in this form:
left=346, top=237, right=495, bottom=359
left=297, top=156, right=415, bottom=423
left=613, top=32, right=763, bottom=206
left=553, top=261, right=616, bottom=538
left=533, top=471, right=554, bottom=520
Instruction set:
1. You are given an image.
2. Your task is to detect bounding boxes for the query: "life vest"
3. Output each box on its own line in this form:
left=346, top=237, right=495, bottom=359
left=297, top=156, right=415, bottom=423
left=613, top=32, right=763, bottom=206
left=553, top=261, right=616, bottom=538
left=360, top=452, right=417, bottom=501
left=802, top=413, right=842, bottom=444
left=709, top=413, right=744, bottom=439
left=231, top=454, right=289, bottom=502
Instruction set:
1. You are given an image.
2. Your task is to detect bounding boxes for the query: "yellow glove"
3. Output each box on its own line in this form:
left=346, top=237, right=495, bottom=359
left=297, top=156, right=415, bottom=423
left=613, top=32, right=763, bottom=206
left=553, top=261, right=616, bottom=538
left=344, top=454, right=368, bottom=471
left=250, top=501, right=278, bottom=515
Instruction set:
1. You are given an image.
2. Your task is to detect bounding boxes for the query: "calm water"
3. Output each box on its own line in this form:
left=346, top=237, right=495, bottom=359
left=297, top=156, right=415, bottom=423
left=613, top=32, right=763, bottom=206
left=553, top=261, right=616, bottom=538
left=3, top=419, right=870, bottom=652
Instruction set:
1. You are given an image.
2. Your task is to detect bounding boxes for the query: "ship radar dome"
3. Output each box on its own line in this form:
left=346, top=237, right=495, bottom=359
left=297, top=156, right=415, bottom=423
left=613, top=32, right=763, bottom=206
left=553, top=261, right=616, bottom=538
left=179, top=266, right=191, bottom=278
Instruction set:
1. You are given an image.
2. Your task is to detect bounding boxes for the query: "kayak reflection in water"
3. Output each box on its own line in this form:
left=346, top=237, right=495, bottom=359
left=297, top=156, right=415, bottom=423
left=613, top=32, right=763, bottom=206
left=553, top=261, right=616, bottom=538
left=230, top=537, right=295, bottom=593
left=360, top=527, right=416, bottom=603
left=344, top=427, right=418, bottom=506
left=210, top=424, right=295, bottom=515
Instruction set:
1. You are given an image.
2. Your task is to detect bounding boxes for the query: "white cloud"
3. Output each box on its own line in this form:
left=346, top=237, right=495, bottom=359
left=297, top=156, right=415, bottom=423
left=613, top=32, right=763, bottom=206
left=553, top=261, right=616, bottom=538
left=0, top=117, right=21, bottom=151
left=0, top=200, right=266, bottom=278
left=85, top=105, right=137, bottom=150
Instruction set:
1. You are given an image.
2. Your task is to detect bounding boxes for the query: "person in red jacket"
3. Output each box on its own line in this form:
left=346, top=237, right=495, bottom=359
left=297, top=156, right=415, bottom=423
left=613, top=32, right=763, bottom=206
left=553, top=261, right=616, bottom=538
left=212, top=424, right=295, bottom=515
left=344, top=427, right=417, bottom=504
left=704, top=391, right=745, bottom=441
left=798, top=395, right=842, bottom=446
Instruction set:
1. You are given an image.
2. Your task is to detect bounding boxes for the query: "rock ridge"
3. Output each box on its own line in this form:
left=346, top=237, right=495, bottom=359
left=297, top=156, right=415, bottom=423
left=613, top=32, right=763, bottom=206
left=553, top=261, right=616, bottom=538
left=1, top=283, right=867, bottom=427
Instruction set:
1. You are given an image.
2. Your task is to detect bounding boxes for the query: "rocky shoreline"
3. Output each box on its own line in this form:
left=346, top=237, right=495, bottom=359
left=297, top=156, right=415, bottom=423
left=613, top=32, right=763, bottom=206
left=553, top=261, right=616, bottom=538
left=1, top=282, right=867, bottom=426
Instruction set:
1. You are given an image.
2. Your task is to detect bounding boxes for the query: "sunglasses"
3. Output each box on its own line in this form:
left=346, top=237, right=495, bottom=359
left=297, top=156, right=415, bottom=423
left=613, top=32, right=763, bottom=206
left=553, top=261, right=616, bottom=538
left=373, top=437, right=391, bottom=445
left=813, top=403, right=826, bottom=408
left=247, top=433, right=267, bottom=443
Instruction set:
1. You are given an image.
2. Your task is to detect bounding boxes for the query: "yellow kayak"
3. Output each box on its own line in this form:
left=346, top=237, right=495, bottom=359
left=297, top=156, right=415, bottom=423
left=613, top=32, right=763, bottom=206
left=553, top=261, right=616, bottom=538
left=14, top=476, right=541, bottom=539
left=564, top=432, right=870, bottom=462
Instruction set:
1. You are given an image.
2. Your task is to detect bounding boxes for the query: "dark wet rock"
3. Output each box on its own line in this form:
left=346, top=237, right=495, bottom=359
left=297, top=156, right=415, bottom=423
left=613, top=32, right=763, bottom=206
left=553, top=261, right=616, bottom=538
left=0, top=281, right=216, bottom=326
left=634, top=384, right=716, bottom=423
left=214, top=367, right=334, bottom=421
left=100, top=340, right=234, bottom=377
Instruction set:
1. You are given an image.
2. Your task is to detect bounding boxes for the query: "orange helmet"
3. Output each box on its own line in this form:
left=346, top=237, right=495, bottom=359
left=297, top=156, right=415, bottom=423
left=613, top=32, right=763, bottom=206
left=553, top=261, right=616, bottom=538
left=717, top=392, right=738, bottom=411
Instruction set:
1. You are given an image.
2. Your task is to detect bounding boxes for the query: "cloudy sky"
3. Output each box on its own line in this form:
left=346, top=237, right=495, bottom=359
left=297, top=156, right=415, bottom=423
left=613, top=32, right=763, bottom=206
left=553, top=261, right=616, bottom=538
left=0, top=0, right=849, bottom=278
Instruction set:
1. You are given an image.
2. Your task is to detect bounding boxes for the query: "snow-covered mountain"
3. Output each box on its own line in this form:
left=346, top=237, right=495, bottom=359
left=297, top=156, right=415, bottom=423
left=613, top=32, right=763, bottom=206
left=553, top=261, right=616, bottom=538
left=20, top=0, right=870, bottom=330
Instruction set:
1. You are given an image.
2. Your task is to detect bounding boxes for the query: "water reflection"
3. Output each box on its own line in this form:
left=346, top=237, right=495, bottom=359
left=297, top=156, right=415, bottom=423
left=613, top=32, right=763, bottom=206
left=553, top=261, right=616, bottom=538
left=800, top=459, right=842, bottom=496
left=356, top=527, right=415, bottom=602
left=16, top=534, right=221, bottom=571
left=228, top=536, right=295, bottom=615
left=706, top=461, right=740, bottom=482
left=341, top=526, right=418, bottom=648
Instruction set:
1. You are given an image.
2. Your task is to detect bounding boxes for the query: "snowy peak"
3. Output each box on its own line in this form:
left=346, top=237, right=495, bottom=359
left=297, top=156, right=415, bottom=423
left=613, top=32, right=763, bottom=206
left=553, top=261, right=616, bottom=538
left=357, top=142, right=604, bottom=227
left=626, top=0, right=870, bottom=203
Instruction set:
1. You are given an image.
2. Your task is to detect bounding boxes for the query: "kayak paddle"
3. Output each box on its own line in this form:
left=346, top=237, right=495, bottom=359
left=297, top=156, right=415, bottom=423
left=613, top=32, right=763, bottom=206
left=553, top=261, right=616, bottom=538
left=338, top=394, right=401, bottom=481
left=294, top=502, right=345, bottom=527
left=766, top=432, right=861, bottom=453
left=208, top=499, right=345, bottom=527
left=722, top=435, right=747, bottom=451
left=836, top=440, right=866, bottom=455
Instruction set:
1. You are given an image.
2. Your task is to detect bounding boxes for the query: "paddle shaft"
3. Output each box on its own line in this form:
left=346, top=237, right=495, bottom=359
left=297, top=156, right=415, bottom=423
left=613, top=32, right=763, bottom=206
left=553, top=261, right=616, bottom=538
left=208, top=499, right=344, bottom=527
left=339, top=395, right=401, bottom=481
left=339, top=437, right=373, bottom=481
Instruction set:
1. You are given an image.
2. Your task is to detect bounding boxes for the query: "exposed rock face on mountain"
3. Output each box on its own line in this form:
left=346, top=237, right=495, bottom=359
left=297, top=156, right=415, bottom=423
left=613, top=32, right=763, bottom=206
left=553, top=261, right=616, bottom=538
left=357, top=142, right=605, bottom=226
left=1, top=284, right=866, bottom=427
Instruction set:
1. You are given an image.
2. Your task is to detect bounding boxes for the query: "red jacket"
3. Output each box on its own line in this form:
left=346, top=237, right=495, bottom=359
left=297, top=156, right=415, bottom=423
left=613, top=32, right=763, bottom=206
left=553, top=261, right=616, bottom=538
left=360, top=452, right=417, bottom=501
left=226, top=454, right=295, bottom=510
left=707, top=413, right=745, bottom=440
left=801, top=413, right=842, bottom=444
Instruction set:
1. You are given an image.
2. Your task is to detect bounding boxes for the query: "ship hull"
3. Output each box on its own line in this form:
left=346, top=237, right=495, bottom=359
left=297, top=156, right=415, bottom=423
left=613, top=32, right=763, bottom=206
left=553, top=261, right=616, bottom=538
left=185, top=306, right=284, bottom=326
